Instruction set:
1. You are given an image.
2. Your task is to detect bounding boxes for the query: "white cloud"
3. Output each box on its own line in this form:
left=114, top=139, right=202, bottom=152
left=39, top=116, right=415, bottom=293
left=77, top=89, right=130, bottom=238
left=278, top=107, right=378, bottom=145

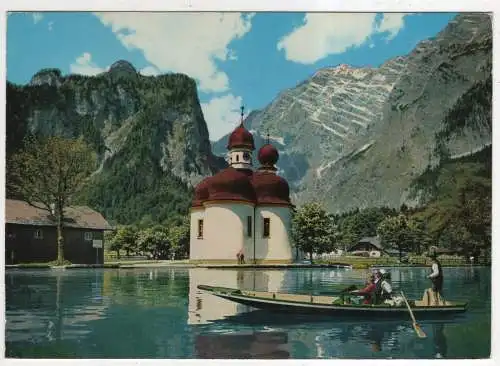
left=32, top=12, right=43, bottom=24
left=278, top=13, right=411, bottom=64
left=70, top=52, right=108, bottom=76
left=201, top=94, right=244, bottom=141
left=376, top=13, right=408, bottom=40
left=278, top=13, right=377, bottom=64
left=139, top=65, right=161, bottom=76
left=95, top=12, right=254, bottom=92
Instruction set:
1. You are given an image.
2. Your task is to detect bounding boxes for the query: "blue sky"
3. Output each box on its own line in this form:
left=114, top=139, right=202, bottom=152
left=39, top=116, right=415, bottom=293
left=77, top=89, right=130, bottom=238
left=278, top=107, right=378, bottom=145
left=7, top=12, right=456, bottom=141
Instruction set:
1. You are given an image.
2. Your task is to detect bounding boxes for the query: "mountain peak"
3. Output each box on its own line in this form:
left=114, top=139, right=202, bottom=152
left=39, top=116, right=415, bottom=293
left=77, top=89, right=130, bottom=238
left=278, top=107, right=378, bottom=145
left=29, top=68, right=62, bottom=87
left=313, top=63, right=373, bottom=80
left=109, top=60, right=137, bottom=74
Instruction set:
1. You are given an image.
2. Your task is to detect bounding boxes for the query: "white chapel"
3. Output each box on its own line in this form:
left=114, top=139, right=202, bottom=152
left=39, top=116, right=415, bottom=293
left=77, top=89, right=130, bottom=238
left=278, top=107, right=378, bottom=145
left=189, top=109, right=294, bottom=264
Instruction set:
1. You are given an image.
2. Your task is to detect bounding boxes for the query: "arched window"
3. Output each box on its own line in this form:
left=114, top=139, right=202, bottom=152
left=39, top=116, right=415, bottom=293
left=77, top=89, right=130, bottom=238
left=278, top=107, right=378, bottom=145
left=236, top=154, right=240, bottom=162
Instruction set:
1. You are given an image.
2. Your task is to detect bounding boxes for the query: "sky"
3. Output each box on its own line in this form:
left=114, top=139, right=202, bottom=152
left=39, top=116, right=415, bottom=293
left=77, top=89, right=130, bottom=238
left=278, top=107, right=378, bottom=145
left=6, top=12, right=457, bottom=141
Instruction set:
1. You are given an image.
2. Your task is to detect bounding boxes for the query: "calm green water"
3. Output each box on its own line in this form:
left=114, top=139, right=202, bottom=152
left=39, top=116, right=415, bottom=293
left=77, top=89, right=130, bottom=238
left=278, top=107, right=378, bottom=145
left=5, top=266, right=491, bottom=359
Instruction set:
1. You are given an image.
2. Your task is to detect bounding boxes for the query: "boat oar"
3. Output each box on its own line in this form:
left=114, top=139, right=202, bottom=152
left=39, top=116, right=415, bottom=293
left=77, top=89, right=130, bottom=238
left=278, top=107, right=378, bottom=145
left=318, top=284, right=358, bottom=296
left=340, top=285, right=358, bottom=293
left=400, top=291, right=427, bottom=338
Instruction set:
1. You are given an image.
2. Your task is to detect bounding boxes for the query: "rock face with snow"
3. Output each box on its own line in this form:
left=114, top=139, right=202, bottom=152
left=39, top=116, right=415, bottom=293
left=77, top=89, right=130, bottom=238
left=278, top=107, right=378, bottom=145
left=213, top=13, right=492, bottom=212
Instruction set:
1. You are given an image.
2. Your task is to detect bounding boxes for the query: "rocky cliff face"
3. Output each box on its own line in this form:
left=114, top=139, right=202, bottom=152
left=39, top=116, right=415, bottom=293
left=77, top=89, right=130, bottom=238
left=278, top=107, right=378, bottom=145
left=7, top=62, right=226, bottom=224
left=9, top=61, right=225, bottom=183
left=214, top=13, right=492, bottom=212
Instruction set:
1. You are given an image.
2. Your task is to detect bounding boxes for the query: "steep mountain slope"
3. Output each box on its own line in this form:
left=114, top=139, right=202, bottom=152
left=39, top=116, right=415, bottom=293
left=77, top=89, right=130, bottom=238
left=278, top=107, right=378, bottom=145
left=321, top=12, right=492, bottom=211
left=214, top=13, right=492, bottom=212
left=6, top=62, right=226, bottom=224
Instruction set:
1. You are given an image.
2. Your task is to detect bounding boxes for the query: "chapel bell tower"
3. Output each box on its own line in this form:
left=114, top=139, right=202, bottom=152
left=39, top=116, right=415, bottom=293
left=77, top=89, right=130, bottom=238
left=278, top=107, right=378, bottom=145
left=226, top=106, right=255, bottom=171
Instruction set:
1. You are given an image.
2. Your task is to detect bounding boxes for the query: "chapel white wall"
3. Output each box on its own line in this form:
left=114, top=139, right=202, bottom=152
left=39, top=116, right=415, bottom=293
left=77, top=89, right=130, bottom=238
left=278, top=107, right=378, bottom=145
left=189, top=208, right=205, bottom=260
left=255, top=206, right=292, bottom=262
left=200, top=202, right=254, bottom=260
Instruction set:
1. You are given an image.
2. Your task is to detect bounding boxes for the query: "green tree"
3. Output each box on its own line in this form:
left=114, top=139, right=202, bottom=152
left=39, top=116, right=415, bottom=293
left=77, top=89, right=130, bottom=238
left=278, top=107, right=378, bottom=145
left=414, top=163, right=491, bottom=257
left=406, top=217, right=431, bottom=255
left=336, top=207, right=394, bottom=251
left=168, top=217, right=190, bottom=259
left=8, top=135, right=97, bottom=264
left=105, top=230, right=122, bottom=259
left=136, top=227, right=169, bottom=259
left=114, top=225, right=138, bottom=256
left=377, top=214, right=410, bottom=261
left=291, top=202, right=336, bottom=263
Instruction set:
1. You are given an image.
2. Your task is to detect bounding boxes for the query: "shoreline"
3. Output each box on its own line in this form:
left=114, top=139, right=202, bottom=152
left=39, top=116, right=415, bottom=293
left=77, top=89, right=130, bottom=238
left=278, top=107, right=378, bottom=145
left=4, top=261, right=488, bottom=270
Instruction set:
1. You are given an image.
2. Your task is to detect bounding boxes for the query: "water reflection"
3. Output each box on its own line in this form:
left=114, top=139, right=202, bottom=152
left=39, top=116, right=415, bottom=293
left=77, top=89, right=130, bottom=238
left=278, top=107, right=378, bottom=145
left=433, top=323, right=447, bottom=358
left=188, top=268, right=284, bottom=325
left=207, top=309, right=416, bottom=358
left=195, top=331, right=289, bottom=358
left=4, top=266, right=490, bottom=359
left=102, top=268, right=188, bottom=306
left=187, top=265, right=462, bottom=360
left=5, top=270, right=108, bottom=344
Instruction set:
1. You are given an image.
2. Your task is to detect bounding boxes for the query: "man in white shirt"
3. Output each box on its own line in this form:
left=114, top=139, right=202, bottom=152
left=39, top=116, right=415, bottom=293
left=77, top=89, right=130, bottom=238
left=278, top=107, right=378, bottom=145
left=427, top=251, right=443, bottom=304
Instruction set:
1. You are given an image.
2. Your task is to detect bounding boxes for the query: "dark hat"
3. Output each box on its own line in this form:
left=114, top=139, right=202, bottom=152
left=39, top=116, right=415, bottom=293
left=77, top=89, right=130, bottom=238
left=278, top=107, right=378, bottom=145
left=428, top=246, right=438, bottom=258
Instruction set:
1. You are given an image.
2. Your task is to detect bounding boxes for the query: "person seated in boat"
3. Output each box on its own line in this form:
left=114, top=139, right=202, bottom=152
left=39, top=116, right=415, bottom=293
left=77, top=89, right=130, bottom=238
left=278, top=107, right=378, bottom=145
left=350, top=274, right=376, bottom=304
left=373, top=269, right=394, bottom=305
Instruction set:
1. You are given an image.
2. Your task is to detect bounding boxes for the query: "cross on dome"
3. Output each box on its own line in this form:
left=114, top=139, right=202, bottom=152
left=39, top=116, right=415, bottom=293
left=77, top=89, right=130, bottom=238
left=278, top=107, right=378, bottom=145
left=258, top=128, right=279, bottom=169
left=239, top=105, right=245, bottom=127
left=226, top=104, right=255, bottom=151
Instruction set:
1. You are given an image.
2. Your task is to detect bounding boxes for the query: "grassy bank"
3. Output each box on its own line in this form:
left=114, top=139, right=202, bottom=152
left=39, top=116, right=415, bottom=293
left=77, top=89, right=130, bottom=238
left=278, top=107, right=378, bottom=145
left=316, top=255, right=486, bottom=269
left=6, top=263, right=122, bottom=269
left=6, top=255, right=486, bottom=270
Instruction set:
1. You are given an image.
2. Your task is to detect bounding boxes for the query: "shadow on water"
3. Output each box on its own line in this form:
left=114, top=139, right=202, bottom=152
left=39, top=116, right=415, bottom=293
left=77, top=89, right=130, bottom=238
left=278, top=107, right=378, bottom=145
left=195, top=331, right=290, bottom=359
left=212, top=307, right=469, bottom=326
left=198, top=309, right=455, bottom=359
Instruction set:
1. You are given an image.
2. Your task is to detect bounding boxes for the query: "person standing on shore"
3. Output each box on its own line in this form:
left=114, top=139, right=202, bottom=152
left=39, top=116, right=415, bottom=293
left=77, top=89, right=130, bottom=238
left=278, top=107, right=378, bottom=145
left=237, top=249, right=245, bottom=264
left=427, top=250, right=444, bottom=304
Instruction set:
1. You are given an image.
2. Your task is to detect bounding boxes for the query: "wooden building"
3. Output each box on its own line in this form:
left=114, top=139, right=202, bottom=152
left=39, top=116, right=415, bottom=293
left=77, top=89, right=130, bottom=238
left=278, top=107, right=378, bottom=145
left=5, top=199, right=113, bottom=265
left=347, top=237, right=385, bottom=257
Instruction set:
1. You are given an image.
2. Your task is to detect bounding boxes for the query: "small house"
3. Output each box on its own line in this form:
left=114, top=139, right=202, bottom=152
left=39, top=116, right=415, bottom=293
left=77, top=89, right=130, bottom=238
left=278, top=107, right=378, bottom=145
left=347, top=237, right=383, bottom=257
left=5, top=199, right=113, bottom=265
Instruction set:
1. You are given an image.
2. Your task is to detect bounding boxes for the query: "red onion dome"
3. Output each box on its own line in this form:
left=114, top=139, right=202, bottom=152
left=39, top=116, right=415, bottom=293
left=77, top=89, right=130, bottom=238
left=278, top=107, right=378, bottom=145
left=251, top=171, right=291, bottom=206
left=192, top=177, right=211, bottom=207
left=206, top=167, right=256, bottom=203
left=258, top=144, right=279, bottom=166
left=227, top=123, right=255, bottom=150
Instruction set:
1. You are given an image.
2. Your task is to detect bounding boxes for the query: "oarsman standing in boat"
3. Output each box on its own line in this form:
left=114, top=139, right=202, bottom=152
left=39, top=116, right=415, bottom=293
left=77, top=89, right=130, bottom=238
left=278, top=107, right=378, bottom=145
left=427, top=249, right=444, bottom=305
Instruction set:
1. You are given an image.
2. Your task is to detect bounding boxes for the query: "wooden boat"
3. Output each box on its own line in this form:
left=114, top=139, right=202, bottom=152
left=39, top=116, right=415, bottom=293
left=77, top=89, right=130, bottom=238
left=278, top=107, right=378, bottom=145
left=197, top=285, right=468, bottom=317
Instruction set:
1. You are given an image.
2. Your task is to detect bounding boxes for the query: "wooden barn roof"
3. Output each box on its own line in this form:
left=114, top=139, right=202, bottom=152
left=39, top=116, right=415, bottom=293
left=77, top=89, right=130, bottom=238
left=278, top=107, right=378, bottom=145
left=5, top=199, right=113, bottom=230
left=348, top=236, right=383, bottom=251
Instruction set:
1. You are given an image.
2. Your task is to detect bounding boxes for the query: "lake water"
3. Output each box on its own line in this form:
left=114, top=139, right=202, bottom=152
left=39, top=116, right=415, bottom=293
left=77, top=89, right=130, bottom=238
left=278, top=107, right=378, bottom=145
left=5, top=266, right=491, bottom=359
